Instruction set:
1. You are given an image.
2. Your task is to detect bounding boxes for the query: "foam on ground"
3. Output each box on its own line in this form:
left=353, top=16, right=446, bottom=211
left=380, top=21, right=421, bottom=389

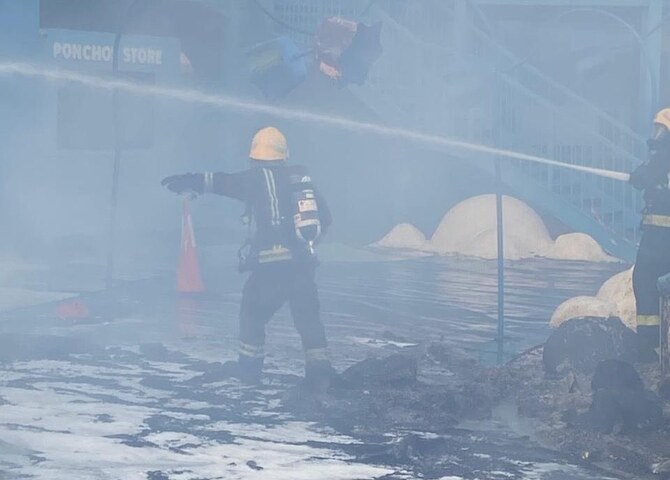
left=427, top=195, right=553, bottom=260
left=597, top=268, right=636, bottom=329
left=549, top=296, right=616, bottom=328
left=550, top=268, right=636, bottom=330
left=374, top=195, right=619, bottom=262
left=544, top=233, right=616, bottom=262
left=374, top=223, right=428, bottom=250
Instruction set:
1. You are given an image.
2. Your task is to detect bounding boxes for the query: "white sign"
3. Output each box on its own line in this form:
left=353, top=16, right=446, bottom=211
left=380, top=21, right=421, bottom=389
left=53, top=42, right=163, bottom=66
left=123, top=47, right=163, bottom=66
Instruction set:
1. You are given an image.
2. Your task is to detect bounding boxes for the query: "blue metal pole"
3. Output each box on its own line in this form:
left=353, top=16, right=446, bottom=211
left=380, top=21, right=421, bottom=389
left=106, top=0, right=139, bottom=289
left=495, top=158, right=505, bottom=364
left=105, top=31, right=122, bottom=289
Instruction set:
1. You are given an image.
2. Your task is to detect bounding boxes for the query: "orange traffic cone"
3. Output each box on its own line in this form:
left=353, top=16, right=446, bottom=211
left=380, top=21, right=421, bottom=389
left=56, top=299, right=90, bottom=321
left=177, top=198, right=205, bottom=293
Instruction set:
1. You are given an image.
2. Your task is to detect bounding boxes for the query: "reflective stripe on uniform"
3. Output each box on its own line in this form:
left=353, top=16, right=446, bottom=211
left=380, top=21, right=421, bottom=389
left=637, top=314, right=661, bottom=326
left=305, top=347, right=329, bottom=362
left=239, top=341, right=264, bottom=359
left=204, top=172, right=214, bottom=193
left=262, top=168, right=281, bottom=225
left=257, top=246, right=293, bottom=263
left=643, top=214, right=670, bottom=228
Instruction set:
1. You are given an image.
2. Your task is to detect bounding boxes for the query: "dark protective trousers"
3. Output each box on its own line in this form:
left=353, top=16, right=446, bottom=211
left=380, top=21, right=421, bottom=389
left=633, top=230, right=670, bottom=347
left=238, top=262, right=328, bottom=366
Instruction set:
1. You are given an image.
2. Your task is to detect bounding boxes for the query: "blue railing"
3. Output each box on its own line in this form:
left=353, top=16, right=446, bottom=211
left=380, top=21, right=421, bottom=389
left=270, top=0, right=646, bottom=260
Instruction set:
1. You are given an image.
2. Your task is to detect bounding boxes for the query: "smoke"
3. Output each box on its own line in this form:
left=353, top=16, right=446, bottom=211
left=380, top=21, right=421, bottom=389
left=0, top=1, right=645, bottom=289
left=0, top=62, right=630, bottom=182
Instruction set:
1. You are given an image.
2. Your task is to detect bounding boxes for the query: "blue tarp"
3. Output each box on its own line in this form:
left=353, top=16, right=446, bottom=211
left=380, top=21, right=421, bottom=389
left=247, top=36, right=308, bottom=100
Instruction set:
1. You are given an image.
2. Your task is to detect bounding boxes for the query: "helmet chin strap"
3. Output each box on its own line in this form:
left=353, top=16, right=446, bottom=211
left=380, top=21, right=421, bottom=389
left=647, top=123, right=670, bottom=154
left=250, top=159, right=285, bottom=168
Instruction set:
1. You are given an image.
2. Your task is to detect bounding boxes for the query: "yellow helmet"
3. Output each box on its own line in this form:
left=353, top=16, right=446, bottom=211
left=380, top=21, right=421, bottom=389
left=249, top=126, right=289, bottom=161
left=653, top=108, right=670, bottom=134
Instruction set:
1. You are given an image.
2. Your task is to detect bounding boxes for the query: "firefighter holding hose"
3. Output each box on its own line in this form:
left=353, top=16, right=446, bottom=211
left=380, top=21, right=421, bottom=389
left=630, top=108, right=670, bottom=349
left=161, top=127, right=333, bottom=389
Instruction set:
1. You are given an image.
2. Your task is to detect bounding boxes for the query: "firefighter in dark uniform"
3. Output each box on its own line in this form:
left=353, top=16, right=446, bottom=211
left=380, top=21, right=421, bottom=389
left=162, top=127, right=333, bottom=387
left=630, top=108, right=670, bottom=348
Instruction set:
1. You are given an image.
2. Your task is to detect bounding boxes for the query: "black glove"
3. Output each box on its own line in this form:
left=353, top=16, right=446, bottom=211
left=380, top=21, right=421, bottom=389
left=161, top=173, right=201, bottom=194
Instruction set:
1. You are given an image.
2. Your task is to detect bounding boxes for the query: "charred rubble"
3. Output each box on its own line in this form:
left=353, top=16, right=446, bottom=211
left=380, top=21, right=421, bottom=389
left=282, top=317, right=670, bottom=478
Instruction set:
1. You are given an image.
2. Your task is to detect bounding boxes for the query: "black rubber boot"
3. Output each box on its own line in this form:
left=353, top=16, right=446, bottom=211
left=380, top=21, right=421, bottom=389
left=303, top=360, right=335, bottom=394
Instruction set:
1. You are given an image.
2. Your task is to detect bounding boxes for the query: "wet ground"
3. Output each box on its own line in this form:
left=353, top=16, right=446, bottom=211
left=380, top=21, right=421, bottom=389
left=0, top=254, right=627, bottom=479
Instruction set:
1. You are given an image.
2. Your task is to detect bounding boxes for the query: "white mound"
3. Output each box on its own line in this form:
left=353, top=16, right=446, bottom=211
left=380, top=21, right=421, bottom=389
left=374, top=223, right=427, bottom=250
left=550, top=296, right=616, bottom=328
left=550, top=268, right=636, bottom=330
left=544, top=233, right=616, bottom=262
left=596, top=268, right=636, bottom=330
left=427, top=195, right=553, bottom=260
left=373, top=195, right=621, bottom=262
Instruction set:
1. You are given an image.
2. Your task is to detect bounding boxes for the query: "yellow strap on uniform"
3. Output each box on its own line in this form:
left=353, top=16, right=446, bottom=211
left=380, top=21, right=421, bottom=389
left=257, top=245, right=293, bottom=263
left=637, top=314, right=661, bottom=326
left=643, top=214, right=670, bottom=228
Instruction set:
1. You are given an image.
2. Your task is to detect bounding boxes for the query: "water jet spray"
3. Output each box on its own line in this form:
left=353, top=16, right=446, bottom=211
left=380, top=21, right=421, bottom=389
left=0, top=62, right=632, bottom=183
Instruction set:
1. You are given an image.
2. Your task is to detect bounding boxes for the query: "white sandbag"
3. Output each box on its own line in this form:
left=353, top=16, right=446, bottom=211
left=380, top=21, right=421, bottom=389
left=550, top=296, right=617, bottom=329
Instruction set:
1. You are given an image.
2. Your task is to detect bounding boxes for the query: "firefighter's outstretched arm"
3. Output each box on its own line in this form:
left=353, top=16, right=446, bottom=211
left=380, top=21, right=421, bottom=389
left=161, top=171, right=248, bottom=201
left=629, top=156, right=670, bottom=191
